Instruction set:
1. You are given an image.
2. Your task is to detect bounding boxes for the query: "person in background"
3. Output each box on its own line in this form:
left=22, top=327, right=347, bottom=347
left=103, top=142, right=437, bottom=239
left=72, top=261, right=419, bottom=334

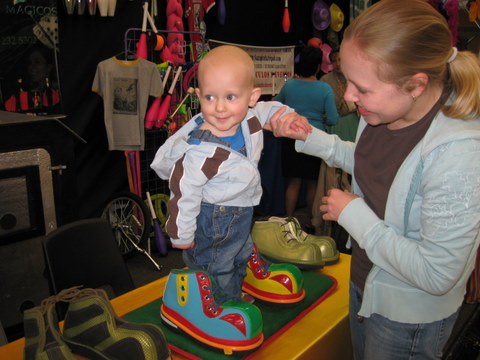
left=151, top=45, right=309, bottom=304
left=4, top=45, right=60, bottom=113
left=321, top=48, right=359, bottom=142
left=274, top=46, right=338, bottom=232
left=312, top=48, right=359, bottom=239
left=268, top=0, right=480, bottom=359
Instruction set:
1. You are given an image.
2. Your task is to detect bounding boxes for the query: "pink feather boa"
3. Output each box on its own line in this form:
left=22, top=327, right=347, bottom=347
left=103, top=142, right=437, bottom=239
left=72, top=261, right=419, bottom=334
left=162, top=0, right=185, bottom=65
left=427, top=0, right=459, bottom=46
left=444, top=0, right=459, bottom=46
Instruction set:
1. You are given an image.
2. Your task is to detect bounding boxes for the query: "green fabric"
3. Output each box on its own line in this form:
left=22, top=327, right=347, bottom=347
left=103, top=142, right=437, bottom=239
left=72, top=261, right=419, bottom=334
left=328, top=112, right=359, bottom=142
left=123, top=271, right=336, bottom=360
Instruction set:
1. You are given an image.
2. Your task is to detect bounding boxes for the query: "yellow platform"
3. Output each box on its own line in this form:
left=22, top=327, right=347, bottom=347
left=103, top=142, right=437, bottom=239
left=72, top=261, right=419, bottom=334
left=0, top=254, right=352, bottom=360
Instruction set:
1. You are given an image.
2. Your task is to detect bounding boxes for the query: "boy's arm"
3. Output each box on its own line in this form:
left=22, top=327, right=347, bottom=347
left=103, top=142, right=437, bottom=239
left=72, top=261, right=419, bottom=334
left=253, top=100, right=294, bottom=125
left=166, top=153, right=208, bottom=248
left=151, top=116, right=201, bottom=179
left=254, top=100, right=311, bottom=134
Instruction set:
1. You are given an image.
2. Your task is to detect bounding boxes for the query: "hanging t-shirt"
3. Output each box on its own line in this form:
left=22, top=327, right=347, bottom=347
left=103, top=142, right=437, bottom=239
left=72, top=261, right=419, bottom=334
left=92, top=57, right=163, bottom=151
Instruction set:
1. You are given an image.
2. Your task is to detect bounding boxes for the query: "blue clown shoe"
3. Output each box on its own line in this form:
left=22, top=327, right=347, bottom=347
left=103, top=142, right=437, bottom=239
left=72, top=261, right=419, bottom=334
left=161, top=269, right=264, bottom=355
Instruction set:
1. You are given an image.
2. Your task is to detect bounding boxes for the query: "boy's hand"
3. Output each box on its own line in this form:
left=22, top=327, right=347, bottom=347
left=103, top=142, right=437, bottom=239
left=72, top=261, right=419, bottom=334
left=265, top=106, right=312, bottom=141
left=289, top=113, right=312, bottom=134
left=172, top=241, right=195, bottom=249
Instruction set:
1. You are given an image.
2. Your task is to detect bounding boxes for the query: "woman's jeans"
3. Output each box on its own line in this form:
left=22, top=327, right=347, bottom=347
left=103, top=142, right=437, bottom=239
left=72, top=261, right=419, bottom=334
left=349, top=281, right=458, bottom=360
left=183, top=202, right=253, bottom=304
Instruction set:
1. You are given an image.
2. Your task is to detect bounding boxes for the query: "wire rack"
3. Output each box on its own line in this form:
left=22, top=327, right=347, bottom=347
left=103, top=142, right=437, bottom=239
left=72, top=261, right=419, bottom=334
left=141, top=128, right=169, bottom=197
left=123, top=27, right=206, bottom=63
left=123, top=28, right=205, bottom=198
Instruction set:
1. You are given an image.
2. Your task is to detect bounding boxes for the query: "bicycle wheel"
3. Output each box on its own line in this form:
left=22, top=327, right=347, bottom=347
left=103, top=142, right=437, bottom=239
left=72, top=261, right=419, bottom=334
left=101, top=191, right=151, bottom=256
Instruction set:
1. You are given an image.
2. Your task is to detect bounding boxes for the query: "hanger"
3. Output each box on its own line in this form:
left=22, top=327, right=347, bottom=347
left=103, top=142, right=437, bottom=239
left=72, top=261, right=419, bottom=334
left=113, top=49, right=138, bottom=61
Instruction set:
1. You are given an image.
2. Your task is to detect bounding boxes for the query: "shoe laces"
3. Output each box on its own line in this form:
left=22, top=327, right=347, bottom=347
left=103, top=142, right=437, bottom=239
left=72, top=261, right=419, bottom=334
left=275, top=218, right=298, bottom=243
left=56, top=285, right=96, bottom=302
left=41, top=286, right=99, bottom=310
left=284, top=217, right=308, bottom=242
left=249, top=247, right=271, bottom=277
left=37, top=297, right=56, bottom=316
left=36, top=286, right=81, bottom=313
left=198, top=274, right=222, bottom=314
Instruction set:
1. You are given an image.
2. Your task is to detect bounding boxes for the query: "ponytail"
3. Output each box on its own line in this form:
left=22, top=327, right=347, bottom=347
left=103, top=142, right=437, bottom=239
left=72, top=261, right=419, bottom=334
left=443, top=51, right=480, bottom=120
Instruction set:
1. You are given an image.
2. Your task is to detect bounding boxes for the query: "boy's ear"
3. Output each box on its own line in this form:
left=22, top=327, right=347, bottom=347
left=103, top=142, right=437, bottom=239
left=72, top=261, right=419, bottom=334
left=248, top=87, right=262, bottom=107
left=194, top=88, right=201, bottom=98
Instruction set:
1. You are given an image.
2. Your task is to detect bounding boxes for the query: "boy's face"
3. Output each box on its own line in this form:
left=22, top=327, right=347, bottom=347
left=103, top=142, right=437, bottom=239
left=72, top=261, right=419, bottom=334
left=195, top=61, right=261, bottom=137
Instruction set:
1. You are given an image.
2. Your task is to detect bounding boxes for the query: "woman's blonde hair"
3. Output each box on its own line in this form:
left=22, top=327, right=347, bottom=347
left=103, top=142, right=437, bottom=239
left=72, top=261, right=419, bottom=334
left=344, top=0, right=480, bottom=120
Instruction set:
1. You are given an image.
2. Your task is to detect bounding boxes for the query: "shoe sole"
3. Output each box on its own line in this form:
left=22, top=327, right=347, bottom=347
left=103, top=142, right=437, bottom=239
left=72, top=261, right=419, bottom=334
left=64, top=338, right=172, bottom=360
left=242, top=284, right=306, bottom=305
left=160, top=304, right=264, bottom=356
left=63, top=339, right=110, bottom=360
left=323, top=252, right=340, bottom=265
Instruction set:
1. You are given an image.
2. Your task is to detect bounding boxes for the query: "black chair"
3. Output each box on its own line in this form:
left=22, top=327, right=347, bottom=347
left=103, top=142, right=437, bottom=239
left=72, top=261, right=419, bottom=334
left=42, top=218, right=135, bottom=309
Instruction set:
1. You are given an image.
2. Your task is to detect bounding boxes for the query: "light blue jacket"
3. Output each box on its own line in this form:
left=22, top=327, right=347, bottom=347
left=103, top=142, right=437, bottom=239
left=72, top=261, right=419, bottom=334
left=151, top=101, right=292, bottom=246
left=297, top=111, right=480, bottom=323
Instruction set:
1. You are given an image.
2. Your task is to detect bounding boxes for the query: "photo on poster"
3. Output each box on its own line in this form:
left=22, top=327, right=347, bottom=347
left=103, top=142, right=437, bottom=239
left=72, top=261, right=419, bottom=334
left=0, top=0, right=61, bottom=114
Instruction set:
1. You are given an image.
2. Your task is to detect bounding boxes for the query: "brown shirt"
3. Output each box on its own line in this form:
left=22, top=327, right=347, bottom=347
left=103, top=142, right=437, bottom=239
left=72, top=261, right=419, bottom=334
left=351, top=100, right=442, bottom=289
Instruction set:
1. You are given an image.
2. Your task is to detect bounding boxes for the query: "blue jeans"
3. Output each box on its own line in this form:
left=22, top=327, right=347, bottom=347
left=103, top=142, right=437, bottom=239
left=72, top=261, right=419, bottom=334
left=349, top=281, right=458, bottom=360
left=182, top=202, right=253, bottom=303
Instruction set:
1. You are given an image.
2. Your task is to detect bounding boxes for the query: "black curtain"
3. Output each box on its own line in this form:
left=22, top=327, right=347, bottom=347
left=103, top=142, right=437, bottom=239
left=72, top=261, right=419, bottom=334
left=54, top=0, right=350, bottom=219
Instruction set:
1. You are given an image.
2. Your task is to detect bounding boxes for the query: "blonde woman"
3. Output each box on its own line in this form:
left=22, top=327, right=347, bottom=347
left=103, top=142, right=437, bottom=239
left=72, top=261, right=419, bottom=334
left=269, top=0, right=480, bottom=358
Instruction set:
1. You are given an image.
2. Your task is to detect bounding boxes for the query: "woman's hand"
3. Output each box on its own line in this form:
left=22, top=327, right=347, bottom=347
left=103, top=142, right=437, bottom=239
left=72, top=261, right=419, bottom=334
left=264, top=106, right=312, bottom=140
left=320, top=188, right=359, bottom=221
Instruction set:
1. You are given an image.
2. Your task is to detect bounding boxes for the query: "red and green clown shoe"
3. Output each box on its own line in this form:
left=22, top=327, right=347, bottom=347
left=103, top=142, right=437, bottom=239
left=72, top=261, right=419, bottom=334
left=160, top=269, right=264, bottom=355
left=242, top=245, right=306, bottom=304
